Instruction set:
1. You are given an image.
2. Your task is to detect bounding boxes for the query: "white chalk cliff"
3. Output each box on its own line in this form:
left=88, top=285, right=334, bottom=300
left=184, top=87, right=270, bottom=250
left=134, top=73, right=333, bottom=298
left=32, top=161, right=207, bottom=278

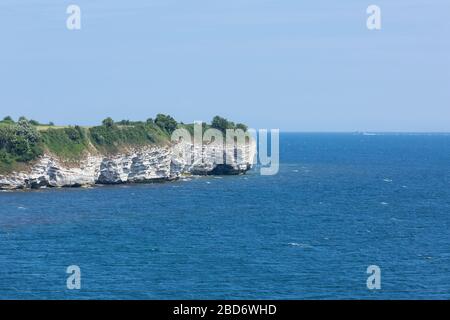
left=0, top=142, right=255, bottom=190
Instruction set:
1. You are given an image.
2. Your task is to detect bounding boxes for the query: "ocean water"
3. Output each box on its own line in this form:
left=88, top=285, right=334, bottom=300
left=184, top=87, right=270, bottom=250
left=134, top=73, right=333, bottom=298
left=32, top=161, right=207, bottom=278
left=0, top=133, right=449, bottom=299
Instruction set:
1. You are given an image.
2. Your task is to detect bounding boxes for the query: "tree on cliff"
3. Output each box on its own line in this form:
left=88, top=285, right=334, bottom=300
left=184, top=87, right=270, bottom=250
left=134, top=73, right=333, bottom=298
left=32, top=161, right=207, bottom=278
left=102, top=117, right=115, bottom=128
left=236, top=123, right=248, bottom=131
left=155, top=114, right=178, bottom=134
left=212, top=116, right=236, bottom=132
left=2, top=116, right=14, bottom=123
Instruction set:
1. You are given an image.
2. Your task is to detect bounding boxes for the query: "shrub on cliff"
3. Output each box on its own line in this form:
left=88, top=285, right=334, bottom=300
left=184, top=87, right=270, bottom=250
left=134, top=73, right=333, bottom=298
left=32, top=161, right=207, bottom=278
left=0, top=119, right=43, bottom=166
left=15, top=119, right=41, bottom=143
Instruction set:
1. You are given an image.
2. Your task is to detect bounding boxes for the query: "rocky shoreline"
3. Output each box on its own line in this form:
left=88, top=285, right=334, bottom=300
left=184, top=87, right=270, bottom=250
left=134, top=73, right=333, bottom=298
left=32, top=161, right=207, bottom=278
left=0, top=143, right=254, bottom=190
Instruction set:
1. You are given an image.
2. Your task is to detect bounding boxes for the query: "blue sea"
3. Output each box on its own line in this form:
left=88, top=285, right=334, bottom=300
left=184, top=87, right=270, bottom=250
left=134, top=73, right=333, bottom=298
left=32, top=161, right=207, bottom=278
left=1, top=133, right=449, bottom=299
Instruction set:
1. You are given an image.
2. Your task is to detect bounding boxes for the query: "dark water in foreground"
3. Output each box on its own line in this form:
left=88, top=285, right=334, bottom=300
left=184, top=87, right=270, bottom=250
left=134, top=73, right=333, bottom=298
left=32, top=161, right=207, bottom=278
left=0, top=133, right=449, bottom=299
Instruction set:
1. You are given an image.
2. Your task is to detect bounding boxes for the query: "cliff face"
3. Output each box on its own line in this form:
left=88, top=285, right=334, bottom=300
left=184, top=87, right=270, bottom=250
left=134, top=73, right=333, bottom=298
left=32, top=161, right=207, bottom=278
left=0, top=143, right=255, bottom=190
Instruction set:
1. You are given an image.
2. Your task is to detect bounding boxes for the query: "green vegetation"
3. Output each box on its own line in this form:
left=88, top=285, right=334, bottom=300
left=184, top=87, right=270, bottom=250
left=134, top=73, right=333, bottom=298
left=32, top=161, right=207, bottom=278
left=211, top=116, right=248, bottom=132
left=2, top=116, right=14, bottom=124
left=89, top=121, right=168, bottom=153
left=41, top=126, right=90, bottom=159
left=0, top=120, right=43, bottom=172
left=0, top=114, right=248, bottom=173
left=155, top=114, right=178, bottom=135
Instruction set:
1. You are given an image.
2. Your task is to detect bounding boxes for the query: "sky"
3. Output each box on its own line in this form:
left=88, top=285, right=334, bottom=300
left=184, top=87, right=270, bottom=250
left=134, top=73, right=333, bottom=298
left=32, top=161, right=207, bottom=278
left=0, top=0, right=449, bottom=132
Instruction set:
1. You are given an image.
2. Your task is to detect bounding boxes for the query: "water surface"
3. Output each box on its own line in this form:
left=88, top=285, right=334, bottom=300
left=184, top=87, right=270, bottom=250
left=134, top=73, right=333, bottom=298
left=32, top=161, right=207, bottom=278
left=1, top=133, right=449, bottom=299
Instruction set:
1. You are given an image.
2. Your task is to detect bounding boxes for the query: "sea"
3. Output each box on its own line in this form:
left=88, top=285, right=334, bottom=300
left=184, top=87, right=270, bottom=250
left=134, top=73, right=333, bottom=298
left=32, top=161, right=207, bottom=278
left=0, top=133, right=449, bottom=299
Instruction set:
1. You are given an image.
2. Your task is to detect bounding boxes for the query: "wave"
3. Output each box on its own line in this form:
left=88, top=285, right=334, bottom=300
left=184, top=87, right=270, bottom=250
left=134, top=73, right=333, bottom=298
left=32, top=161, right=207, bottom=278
left=288, top=242, right=313, bottom=248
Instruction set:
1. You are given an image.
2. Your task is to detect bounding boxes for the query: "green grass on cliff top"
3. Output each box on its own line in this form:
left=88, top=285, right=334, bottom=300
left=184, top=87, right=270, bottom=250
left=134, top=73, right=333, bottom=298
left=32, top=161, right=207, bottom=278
left=0, top=115, right=246, bottom=174
left=41, top=123, right=171, bottom=159
left=0, top=121, right=171, bottom=173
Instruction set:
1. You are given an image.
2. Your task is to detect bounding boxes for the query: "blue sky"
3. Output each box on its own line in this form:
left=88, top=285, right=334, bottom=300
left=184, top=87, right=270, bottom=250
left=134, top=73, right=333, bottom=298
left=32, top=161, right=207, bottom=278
left=0, top=0, right=449, bottom=131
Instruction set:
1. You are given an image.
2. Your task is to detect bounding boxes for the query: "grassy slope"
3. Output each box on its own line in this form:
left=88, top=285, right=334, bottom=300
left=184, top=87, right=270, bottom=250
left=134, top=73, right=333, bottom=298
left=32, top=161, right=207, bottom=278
left=42, top=124, right=170, bottom=158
